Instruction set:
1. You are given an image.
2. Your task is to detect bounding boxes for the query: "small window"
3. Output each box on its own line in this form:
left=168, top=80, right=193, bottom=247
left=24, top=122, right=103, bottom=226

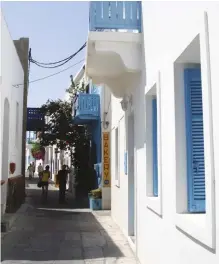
left=145, top=84, right=160, bottom=199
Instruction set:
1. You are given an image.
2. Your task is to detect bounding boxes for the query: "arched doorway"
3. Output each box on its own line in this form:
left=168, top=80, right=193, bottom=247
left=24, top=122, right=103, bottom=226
left=1, top=98, right=10, bottom=213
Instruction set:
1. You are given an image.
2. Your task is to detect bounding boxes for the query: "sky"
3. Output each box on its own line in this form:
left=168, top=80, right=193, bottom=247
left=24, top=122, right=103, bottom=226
left=1, top=0, right=89, bottom=107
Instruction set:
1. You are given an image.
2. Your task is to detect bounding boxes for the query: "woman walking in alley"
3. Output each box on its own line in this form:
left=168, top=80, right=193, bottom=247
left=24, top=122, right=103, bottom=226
left=41, top=165, right=51, bottom=202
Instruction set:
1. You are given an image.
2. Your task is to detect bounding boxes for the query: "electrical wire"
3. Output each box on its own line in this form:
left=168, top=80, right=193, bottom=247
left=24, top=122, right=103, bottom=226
left=30, top=43, right=86, bottom=68
left=30, top=42, right=86, bottom=65
left=31, top=56, right=74, bottom=69
left=13, top=59, right=85, bottom=87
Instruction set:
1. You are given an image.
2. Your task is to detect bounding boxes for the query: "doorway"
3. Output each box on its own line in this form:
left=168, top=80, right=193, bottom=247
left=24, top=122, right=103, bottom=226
left=128, top=113, right=135, bottom=243
left=1, top=98, right=10, bottom=214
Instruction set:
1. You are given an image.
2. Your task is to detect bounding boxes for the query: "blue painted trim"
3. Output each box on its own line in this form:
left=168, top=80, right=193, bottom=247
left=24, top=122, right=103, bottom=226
left=184, top=68, right=206, bottom=213
left=89, top=1, right=142, bottom=32
left=152, top=98, right=158, bottom=197
left=72, top=93, right=100, bottom=124
left=124, top=151, right=128, bottom=175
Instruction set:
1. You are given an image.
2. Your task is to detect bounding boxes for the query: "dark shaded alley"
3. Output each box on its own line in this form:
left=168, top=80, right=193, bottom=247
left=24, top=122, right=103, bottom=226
left=1, top=178, right=139, bottom=264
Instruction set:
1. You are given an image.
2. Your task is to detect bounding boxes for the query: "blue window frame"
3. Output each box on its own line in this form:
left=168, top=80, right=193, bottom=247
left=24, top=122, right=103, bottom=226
left=152, top=98, right=158, bottom=197
left=184, top=68, right=206, bottom=213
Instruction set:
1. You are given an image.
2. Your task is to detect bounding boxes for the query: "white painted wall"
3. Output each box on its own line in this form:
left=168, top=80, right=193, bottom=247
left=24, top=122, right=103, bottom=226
left=0, top=10, right=24, bottom=211
left=110, top=2, right=219, bottom=264
left=100, top=84, right=111, bottom=209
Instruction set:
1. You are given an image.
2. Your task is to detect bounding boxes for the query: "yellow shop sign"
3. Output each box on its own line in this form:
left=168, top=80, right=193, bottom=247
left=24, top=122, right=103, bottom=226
left=103, top=132, right=110, bottom=187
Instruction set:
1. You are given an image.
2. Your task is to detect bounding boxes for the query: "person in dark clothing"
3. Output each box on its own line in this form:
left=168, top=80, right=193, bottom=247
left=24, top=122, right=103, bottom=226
left=57, top=165, right=68, bottom=203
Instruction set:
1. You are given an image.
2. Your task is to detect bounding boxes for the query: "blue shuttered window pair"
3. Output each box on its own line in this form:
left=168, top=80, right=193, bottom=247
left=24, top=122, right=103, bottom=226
left=184, top=68, right=206, bottom=213
left=152, top=98, right=158, bottom=197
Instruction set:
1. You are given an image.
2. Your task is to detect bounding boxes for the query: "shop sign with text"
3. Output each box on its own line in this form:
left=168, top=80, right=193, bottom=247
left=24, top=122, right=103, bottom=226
left=103, top=132, right=110, bottom=187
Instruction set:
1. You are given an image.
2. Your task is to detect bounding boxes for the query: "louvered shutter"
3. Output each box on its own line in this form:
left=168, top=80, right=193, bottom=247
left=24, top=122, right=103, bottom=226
left=152, top=98, right=158, bottom=197
left=184, top=68, right=206, bottom=213
left=124, top=152, right=128, bottom=175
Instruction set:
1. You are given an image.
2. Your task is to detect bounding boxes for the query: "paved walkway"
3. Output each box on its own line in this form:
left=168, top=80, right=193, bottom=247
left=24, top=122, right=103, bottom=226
left=1, top=178, right=139, bottom=264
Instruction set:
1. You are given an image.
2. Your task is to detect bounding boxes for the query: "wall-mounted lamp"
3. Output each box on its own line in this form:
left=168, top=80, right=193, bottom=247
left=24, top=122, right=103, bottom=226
left=103, top=121, right=109, bottom=129
left=120, top=95, right=132, bottom=112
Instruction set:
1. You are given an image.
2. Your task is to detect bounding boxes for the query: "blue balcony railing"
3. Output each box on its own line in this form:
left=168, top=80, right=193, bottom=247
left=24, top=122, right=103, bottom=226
left=72, top=94, right=100, bottom=124
left=89, top=1, right=142, bottom=32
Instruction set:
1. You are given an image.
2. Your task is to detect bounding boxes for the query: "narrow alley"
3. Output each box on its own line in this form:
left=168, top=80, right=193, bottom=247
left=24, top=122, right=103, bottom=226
left=1, top=178, right=139, bottom=264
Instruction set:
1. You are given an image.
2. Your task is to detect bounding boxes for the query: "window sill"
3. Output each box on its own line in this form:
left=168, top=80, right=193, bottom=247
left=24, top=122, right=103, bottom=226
left=175, top=213, right=214, bottom=249
left=146, top=196, right=162, bottom=216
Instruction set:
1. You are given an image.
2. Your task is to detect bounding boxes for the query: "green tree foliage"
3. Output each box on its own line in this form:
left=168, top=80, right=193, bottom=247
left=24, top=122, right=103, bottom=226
left=39, top=80, right=88, bottom=151
left=66, top=81, right=85, bottom=100
left=39, top=79, right=96, bottom=195
left=40, top=99, right=76, bottom=151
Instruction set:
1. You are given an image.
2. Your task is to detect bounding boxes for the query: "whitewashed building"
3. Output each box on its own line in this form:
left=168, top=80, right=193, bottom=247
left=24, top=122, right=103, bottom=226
left=86, top=1, right=219, bottom=264
left=0, top=11, right=27, bottom=213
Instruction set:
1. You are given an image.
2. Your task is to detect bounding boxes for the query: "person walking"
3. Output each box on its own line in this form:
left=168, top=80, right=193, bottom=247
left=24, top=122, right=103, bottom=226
left=27, top=164, right=34, bottom=180
left=32, top=162, right=36, bottom=177
left=41, top=165, right=51, bottom=202
left=57, top=165, right=68, bottom=204
left=37, top=163, right=43, bottom=178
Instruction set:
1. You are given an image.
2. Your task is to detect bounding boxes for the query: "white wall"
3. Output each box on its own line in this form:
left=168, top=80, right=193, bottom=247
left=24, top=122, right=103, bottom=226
left=110, top=2, right=219, bottom=264
left=0, top=10, right=24, bottom=211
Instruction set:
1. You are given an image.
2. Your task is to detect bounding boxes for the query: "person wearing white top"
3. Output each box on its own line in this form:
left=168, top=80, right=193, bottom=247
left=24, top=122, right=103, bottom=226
left=27, top=164, right=34, bottom=179
left=37, top=163, right=44, bottom=178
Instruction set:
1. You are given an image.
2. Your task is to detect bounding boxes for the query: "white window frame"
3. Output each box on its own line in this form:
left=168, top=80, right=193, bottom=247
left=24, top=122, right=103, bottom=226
left=174, top=13, right=215, bottom=249
left=145, top=71, right=162, bottom=216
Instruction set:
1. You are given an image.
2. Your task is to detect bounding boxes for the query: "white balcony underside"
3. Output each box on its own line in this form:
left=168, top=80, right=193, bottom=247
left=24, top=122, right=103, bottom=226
left=86, top=31, right=142, bottom=98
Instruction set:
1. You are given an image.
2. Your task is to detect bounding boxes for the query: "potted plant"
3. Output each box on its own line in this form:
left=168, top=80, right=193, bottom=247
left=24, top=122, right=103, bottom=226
left=88, top=188, right=102, bottom=210
left=31, top=143, right=45, bottom=160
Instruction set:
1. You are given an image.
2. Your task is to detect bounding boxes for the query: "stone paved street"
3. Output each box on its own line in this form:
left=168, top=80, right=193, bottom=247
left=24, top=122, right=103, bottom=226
left=1, top=178, right=139, bottom=264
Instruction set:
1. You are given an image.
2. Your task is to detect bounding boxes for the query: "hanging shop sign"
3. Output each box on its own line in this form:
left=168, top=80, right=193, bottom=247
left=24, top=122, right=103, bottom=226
left=103, top=132, right=110, bottom=187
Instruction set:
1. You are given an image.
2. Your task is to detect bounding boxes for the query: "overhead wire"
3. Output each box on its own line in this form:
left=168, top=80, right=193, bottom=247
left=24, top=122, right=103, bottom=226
left=29, top=42, right=86, bottom=68
left=13, top=59, right=85, bottom=87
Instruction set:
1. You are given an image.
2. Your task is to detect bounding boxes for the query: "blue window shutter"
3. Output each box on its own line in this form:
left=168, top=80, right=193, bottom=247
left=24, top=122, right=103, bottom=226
left=184, top=68, right=206, bottom=213
left=152, top=98, right=158, bottom=197
left=124, top=151, right=128, bottom=175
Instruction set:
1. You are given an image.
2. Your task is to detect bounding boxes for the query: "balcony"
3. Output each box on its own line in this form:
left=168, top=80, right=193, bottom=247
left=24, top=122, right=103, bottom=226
left=86, top=1, right=142, bottom=98
left=72, top=94, right=100, bottom=124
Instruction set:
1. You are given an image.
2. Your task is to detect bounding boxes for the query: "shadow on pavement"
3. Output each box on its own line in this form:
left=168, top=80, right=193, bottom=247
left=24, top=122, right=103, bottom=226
left=25, top=176, right=89, bottom=210
left=1, top=178, right=135, bottom=263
